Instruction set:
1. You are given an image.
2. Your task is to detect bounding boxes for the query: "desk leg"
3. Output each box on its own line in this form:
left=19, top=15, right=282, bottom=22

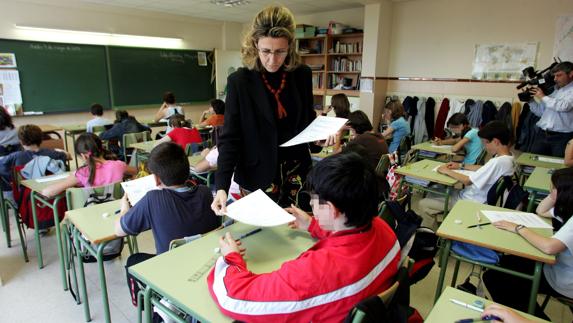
left=396, top=177, right=405, bottom=198
left=0, top=191, right=9, bottom=247
left=96, top=243, right=112, bottom=323
left=528, top=262, right=543, bottom=314
left=71, top=134, right=78, bottom=170
left=64, top=130, right=70, bottom=152
left=51, top=195, right=68, bottom=291
left=434, top=239, right=451, bottom=303
left=74, top=228, right=92, bottom=322
left=144, top=286, right=153, bottom=323
left=30, top=192, right=43, bottom=269
left=443, top=187, right=451, bottom=216
left=527, top=191, right=537, bottom=213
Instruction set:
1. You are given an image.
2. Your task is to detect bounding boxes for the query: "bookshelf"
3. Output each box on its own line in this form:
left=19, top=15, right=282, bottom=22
left=296, top=32, right=363, bottom=109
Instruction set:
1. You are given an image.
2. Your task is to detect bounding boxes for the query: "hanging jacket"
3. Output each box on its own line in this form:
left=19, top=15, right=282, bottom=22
left=464, top=99, right=475, bottom=116
left=407, top=97, right=419, bottom=132
left=516, top=104, right=541, bottom=152
left=433, top=98, right=450, bottom=139
left=467, top=100, right=483, bottom=128
left=495, top=102, right=513, bottom=133
left=447, top=99, right=466, bottom=124
left=424, top=97, right=436, bottom=139
left=481, top=100, right=497, bottom=127
left=413, top=97, right=428, bottom=144
left=511, top=102, right=522, bottom=141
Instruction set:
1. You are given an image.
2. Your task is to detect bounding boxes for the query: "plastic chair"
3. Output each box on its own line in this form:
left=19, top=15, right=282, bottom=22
left=397, top=134, right=413, bottom=164
left=0, top=183, right=28, bottom=262
left=475, top=149, right=488, bottom=165
left=541, top=294, right=573, bottom=314
left=184, top=141, right=209, bottom=156
left=375, top=154, right=391, bottom=178
left=121, top=131, right=151, bottom=162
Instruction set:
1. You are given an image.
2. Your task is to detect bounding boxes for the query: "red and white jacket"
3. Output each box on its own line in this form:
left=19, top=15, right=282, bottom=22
left=207, top=217, right=401, bottom=322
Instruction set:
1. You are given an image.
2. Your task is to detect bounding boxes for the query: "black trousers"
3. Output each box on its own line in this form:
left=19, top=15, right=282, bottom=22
left=125, top=252, right=156, bottom=307
left=482, top=255, right=566, bottom=320
left=530, top=130, right=573, bottom=157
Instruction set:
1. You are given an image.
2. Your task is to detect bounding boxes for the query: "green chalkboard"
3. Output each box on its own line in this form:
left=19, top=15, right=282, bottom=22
left=108, top=46, right=214, bottom=106
left=0, top=39, right=111, bottom=113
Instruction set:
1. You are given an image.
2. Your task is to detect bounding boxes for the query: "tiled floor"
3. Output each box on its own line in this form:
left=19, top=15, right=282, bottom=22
left=0, top=195, right=571, bottom=322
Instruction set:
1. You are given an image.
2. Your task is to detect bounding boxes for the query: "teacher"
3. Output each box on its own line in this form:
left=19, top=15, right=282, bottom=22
left=212, top=5, right=322, bottom=214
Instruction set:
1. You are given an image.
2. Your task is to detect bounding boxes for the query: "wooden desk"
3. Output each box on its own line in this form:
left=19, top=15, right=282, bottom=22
left=523, top=167, right=552, bottom=212
left=129, top=140, right=159, bottom=166
left=62, top=124, right=87, bottom=169
left=395, top=159, right=458, bottom=215
left=38, top=124, right=63, bottom=133
left=516, top=153, right=565, bottom=184
left=426, top=287, right=549, bottom=323
left=434, top=200, right=555, bottom=314
left=66, top=200, right=137, bottom=323
left=188, top=155, right=216, bottom=188
left=130, top=222, right=315, bottom=323
left=411, top=141, right=457, bottom=162
left=21, top=172, right=71, bottom=290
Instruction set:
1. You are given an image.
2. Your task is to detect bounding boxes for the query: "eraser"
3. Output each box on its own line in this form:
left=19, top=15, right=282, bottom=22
left=214, top=247, right=220, bottom=254
left=102, top=212, right=110, bottom=218
left=454, top=219, right=462, bottom=224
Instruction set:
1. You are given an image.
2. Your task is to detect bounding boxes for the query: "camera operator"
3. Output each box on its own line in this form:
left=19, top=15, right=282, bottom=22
left=528, top=61, right=573, bottom=157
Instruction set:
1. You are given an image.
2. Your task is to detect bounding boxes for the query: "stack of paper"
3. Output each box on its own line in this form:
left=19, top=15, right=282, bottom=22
left=280, top=116, right=348, bottom=147
left=226, top=189, right=295, bottom=227
left=481, top=210, right=553, bottom=229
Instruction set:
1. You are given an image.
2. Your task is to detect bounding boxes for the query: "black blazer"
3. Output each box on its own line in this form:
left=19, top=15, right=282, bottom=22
left=216, top=65, right=319, bottom=192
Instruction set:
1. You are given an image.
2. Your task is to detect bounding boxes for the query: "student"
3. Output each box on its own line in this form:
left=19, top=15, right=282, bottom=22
left=155, top=91, right=184, bottom=133
left=115, top=142, right=219, bottom=254
left=418, top=121, right=515, bottom=218
left=41, top=133, right=136, bottom=197
left=381, top=100, right=411, bottom=153
left=322, top=93, right=351, bottom=118
left=483, top=167, right=573, bottom=319
left=0, top=124, right=69, bottom=186
left=481, top=304, right=536, bottom=323
left=565, top=138, right=573, bottom=167
left=433, top=112, right=484, bottom=164
left=208, top=153, right=400, bottom=322
left=200, top=99, right=225, bottom=127
left=345, top=110, right=389, bottom=169
left=193, top=146, right=241, bottom=200
left=155, top=114, right=202, bottom=150
left=86, top=103, right=112, bottom=133
left=0, top=106, right=21, bottom=156
left=100, top=110, right=150, bottom=158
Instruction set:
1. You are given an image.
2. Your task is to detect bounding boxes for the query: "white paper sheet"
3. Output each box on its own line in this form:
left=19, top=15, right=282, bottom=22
left=225, top=189, right=295, bottom=227
left=537, top=156, right=564, bottom=164
left=432, top=165, right=474, bottom=177
left=430, top=144, right=453, bottom=150
left=35, top=173, right=69, bottom=183
left=120, top=175, right=158, bottom=205
left=481, top=210, right=553, bottom=229
left=280, top=116, right=348, bottom=147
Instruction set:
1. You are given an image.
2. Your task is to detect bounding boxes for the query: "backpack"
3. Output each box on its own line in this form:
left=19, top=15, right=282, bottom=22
left=386, top=153, right=405, bottom=200
left=15, top=156, right=67, bottom=229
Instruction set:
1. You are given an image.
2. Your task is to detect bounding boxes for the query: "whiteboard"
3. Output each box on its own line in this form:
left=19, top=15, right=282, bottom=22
left=215, top=49, right=242, bottom=100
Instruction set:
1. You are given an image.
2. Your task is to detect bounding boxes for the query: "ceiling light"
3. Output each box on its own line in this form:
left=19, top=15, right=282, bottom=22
left=211, top=0, right=250, bottom=7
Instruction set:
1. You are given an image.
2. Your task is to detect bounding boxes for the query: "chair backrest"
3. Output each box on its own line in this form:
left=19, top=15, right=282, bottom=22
left=486, top=175, right=512, bottom=207
left=65, top=182, right=124, bottom=210
left=121, top=131, right=151, bottom=161
left=375, top=154, right=391, bottom=178
left=184, top=142, right=208, bottom=156
left=475, top=149, right=487, bottom=165
left=398, top=135, right=412, bottom=156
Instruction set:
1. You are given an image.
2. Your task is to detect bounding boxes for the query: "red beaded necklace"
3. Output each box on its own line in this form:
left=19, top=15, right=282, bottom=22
left=261, top=71, right=288, bottom=119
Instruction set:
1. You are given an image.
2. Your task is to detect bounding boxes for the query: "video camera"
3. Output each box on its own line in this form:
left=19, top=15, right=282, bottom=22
left=516, top=61, right=559, bottom=102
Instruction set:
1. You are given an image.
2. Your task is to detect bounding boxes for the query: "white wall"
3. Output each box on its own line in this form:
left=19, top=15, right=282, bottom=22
left=388, top=0, right=573, bottom=78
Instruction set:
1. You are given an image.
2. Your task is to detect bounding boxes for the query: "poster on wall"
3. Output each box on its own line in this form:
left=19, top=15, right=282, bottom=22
left=0, top=53, right=17, bottom=68
left=471, top=43, right=538, bottom=81
left=554, top=16, right=573, bottom=62
left=0, top=70, right=23, bottom=115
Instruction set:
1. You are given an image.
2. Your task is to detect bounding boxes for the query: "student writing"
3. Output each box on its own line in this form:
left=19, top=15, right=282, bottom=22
left=433, top=112, right=484, bottom=164
left=381, top=100, right=410, bottom=153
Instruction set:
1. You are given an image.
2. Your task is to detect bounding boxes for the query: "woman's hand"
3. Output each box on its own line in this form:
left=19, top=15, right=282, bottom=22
left=493, top=220, right=518, bottom=233
left=286, top=204, right=312, bottom=231
left=219, top=232, right=245, bottom=257
left=211, top=190, right=228, bottom=215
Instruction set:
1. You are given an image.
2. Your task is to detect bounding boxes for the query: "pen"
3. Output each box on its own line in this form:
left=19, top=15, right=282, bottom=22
left=238, top=228, right=262, bottom=240
left=455, top=315, right=502, bottom=323
left=114, top=209, right=121, bottom=214
left=467, top=222, right=492, bottom=229
left=450, top=299, right=484, bottom=312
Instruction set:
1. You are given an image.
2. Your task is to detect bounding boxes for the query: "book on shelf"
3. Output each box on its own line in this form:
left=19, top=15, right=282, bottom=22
left=331, top=57, right=362, bottom=72
left=332, top=41, right=361, bottom=54
left=312, top=73, right=323, bottom=90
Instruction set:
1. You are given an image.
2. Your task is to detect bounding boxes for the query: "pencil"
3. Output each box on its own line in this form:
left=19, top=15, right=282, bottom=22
left=466, top=222, right=492, bottom=229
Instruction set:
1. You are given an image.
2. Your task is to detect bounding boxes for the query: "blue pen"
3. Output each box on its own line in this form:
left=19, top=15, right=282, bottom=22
left=455, top=315, right=503, bottom=323
left=238, top=228, right=262, bottom=240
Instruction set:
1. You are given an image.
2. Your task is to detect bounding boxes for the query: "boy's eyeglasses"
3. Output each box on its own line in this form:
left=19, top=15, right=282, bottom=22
left=258, top=48, right=289, bottom=58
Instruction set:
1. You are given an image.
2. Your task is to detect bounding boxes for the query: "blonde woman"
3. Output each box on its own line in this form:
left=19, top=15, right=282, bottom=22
left=211, top=6, right=322, bottom=214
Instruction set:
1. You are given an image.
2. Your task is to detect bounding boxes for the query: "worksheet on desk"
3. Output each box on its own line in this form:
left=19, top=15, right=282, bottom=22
left=481, top=210, right=553, bottom=229
left=226, top=189, right=295, bottom=226
left=280, top=116, right=348, bottom=147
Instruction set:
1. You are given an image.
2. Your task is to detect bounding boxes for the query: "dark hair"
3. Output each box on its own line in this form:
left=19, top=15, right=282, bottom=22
left=169, top=114, right=190, bottom=128
left=385, top=100, right=405, bottom=120
left=447, top=113, right=470, bottom=137
left=551, top=61, right=573, bottom=74
left=115, top=110, right=129, bottom=123
left=18, top=124, right=43, bottom=146
left=552, top=167, right=573, bottom=223
left=477, top=120, right=511, bottom=146
left=341, top=143, right=390, bottom=200
left=75, top=133, right=105, bottom=186
left=0, top=106, right=14, bottom=131
left=331, top=94, right=350, bottom=118
left=90, top=103, right=104, bottom=116
left=163, top=92, right=176, bottom=104
left=306, top=152, right=378, bottom=228
left=210, top=99, right=225, bottom=115
left=148, top=142, right=189, bottom=186
left=347, top=111, right=373, bottom=134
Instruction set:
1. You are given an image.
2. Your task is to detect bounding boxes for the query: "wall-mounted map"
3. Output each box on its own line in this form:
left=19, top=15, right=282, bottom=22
left=554, top=16, right=573, bottom=62
left=471, top=43, right=538, bottom=81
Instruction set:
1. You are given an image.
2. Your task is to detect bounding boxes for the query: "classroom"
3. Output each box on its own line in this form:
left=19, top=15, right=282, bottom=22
left=1, top=0, right=573, bottom=322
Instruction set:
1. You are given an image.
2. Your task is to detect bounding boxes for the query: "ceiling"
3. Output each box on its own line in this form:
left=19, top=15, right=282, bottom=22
left=78, top=0, right=369, bottom=23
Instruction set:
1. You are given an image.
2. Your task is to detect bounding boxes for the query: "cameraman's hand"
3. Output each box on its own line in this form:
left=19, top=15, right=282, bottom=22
left=530, top=87, right=545, bottom=99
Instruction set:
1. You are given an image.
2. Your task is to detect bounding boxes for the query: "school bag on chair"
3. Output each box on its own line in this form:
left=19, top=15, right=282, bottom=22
left=14, top=155, right=67, bottom=229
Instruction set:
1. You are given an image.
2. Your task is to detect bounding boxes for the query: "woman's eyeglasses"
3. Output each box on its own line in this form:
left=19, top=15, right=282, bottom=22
left=258, top=48, right=289, bottom=58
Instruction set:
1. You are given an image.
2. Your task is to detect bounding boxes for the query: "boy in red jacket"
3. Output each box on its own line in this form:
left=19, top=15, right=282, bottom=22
left=208, top=152, right=401, bottom=322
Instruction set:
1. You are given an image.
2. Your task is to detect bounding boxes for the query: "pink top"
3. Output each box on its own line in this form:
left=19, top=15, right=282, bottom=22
left=75, top=160, right=127, bottom=187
